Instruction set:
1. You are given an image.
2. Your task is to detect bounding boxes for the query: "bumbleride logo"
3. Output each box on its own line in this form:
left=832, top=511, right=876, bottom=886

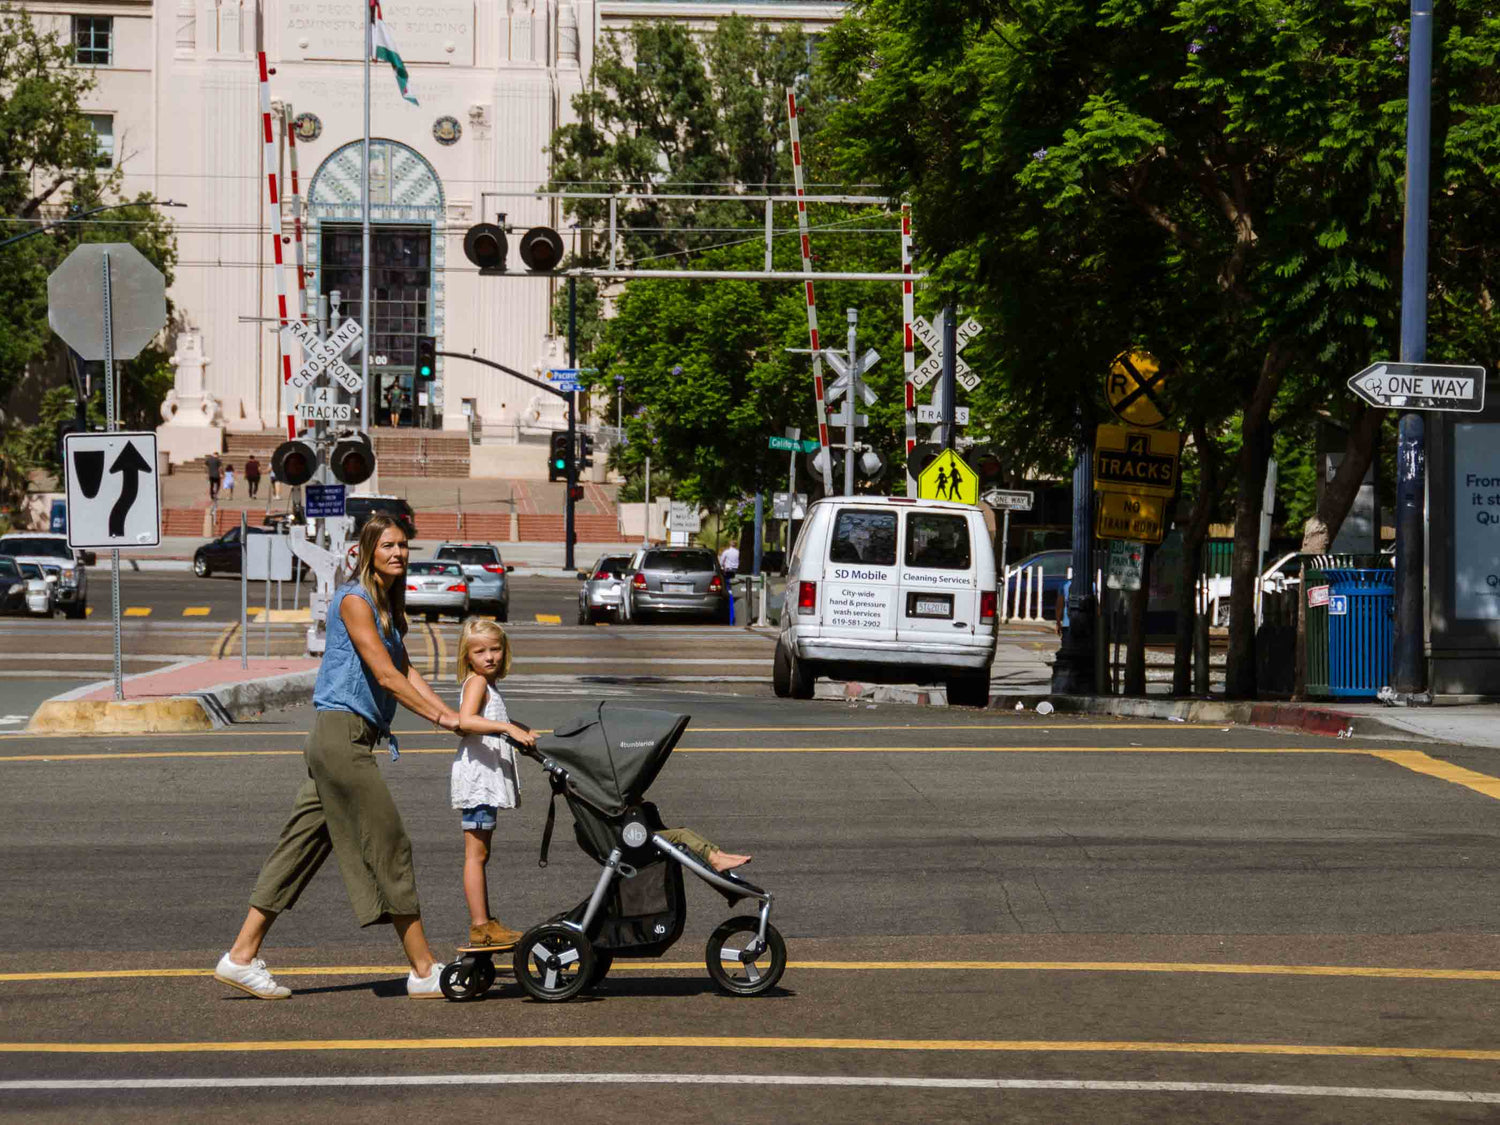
left=620, top=740, right=654, bottom=748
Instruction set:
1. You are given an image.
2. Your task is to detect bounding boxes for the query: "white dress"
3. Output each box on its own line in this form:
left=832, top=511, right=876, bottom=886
left=450, top=676, right=522, bottom=810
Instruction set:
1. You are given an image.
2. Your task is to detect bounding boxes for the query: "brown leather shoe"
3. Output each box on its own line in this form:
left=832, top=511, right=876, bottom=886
left=469, top=918, right=523, bottom=948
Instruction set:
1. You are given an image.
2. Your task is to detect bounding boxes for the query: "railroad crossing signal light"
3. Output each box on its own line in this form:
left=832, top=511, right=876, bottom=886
left=462, top=221, right=508, bottom=275
left=577, top=432, right=595, bottom=470
left=569, top=484, right=585, bottom=502
left=908, top=441, right=942, bottom=479
left=519, top=226, right=565, bottom=272
left=415, top=334, right=437, bottom=380
left=548, top=431, right=571, bottom=482
left=271, top=439, right=319, bottom=487
left=330, top=433, right=376, bottom=486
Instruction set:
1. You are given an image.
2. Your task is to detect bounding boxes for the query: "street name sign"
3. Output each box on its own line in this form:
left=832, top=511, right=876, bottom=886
left=295, top=386, right=354, bottom=422
left=1093, top=425, right=1182, bottom=497
left=63, top=432, right=160, bottom=549
left=1347, top=362, right=1486, bottom=412
left=981, top=488, right=1034, bottom=511
left=305, top=483, right=347, bottom=518
left=768, top=435, right=820, bottom=453
left=1106, top=350, right=1172, bottom=428
left=918, top=405, right=970, bottom=425
left=917, top=448, right=979, bottom=505
left=48, top=243, right=167, bottom=362
left=1096, top=491, right=1166, bottom=544
left=285, top=318, right=364, bottom=393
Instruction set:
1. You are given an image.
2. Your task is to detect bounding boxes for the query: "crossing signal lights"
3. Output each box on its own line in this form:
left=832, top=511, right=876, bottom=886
left=415, top=334, right=436, bottom=380
left=463, top=221, right=507, bottom=275
left=577, top=432, right=594, bottom=470
left=569, top=484, right=585, bottom=502
left=518, top=226, right=565, bottom=272
left=271, top=438, right=318, bottom=487
left=330, top=433, right=376, bottom=486
left=548, top=431, right=571, bottom=482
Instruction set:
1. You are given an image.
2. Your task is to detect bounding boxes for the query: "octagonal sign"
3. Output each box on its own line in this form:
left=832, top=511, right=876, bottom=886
left=48, top=242, right=167, bottom=361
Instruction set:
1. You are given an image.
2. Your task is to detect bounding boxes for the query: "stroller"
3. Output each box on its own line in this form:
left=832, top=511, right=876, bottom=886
left=438, top=703, right=784, bottom=1003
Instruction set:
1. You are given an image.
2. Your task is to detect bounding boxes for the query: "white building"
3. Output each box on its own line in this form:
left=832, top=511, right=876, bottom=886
left=26, top=0, right=842, bottom=472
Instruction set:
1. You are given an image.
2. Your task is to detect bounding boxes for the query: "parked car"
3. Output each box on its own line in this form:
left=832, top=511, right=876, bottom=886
left=774, top=496, right=999, bottom=706
left=621, top=547, right=730, bottom=625
left=193, top=525, right=275, bottom=578
left=0, top=556, right=28, bottom=616
left=576, top=553, right=633, bottom=624
left=0, top=533, right=91, bottom=618
left=16, top=561, right=56, bottom=616
left=432, top=542, right=512, bottom=620
left=347, top=495, right=418, bottom=542
left=405, top=560, right=470, bottom=622
left=1007, top=549, right=1073, bottom=621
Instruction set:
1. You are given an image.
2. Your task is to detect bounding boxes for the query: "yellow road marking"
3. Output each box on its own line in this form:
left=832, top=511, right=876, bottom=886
left=182, top=607, right=211, bottom=617
left=2, top=1036, right=1498, bottom=1062
left=123, top=607, right=151, bottom=617
left=84, top=606, right=93, bottom=617
left=534, top=614, right=562, bottom=624
left=250, top=608, right=311, bottom=623
left=5, top=960, right=1500, bottom=984
left=1371, top=749, right=1500, bottom=801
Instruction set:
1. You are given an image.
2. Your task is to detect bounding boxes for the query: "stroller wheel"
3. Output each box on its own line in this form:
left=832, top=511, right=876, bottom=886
left=440, top=955, right=496, bottom=1001
left=513, top=923, right=595, bottom=1002
left=705, top=916, right=786, bottom=997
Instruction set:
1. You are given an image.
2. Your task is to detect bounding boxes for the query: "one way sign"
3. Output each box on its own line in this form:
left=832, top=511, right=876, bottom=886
left=63, top=432, right=160, bottom=549
left=1348, top=361, right=1486, bottom=413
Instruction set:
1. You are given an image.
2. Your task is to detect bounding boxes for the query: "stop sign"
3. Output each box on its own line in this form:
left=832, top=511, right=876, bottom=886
left=47, top=242, right=167, bottom=361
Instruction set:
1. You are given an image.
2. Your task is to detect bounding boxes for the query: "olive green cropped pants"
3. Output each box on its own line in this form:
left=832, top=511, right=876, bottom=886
left=659, top=827, right=719, bottom=865
left=250, top=710, right=421, bottom=927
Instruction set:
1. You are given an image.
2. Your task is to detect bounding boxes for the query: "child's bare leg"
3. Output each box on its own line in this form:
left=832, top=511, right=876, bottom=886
left=463, top=829, right=492, bottom=927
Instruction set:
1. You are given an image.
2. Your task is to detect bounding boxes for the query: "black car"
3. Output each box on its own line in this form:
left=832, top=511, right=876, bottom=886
left=0, top=556, right=29, bottom=615
left=347, top=495, right=418, bottom=541
left=193, top=526, right=275, bottom=578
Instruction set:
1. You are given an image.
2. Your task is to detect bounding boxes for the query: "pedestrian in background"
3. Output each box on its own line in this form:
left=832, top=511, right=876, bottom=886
left=245, top=455, right=262, bottom=499
left=719, top=540, right=740, bottom=580
left=205, top=452, right=221, bottom=502
left=214, top=515, right=463, bottom=1000
left=222, top=463, right=236, bottom=499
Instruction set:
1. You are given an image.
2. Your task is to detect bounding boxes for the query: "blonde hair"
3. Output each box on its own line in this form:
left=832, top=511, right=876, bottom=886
left=353, top=516, right=408, bottom=637
left=457, top=618, right=512, bottom=682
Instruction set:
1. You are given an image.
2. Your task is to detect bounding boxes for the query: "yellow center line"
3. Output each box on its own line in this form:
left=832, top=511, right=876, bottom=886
left=1369, top=749, right=1500, bottom=801
left=534, top=614, right=562, bottom=624
left=5, top=960, right=1500, bottom=984
left=182, top=607, right=211, bottom=617
left=123, top=607, right=151, bottom=617
left=2, top=1036, right=1498, bottom=1062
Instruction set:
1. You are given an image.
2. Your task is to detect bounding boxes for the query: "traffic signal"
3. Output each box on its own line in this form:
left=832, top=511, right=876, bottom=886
left=462, top=221, right=507, bottom=274
left=330, top=433, right=376, bottom=486
left=414, top=335, right=436, bottom=380
left=577, top=432, right=594, bottom=470
left=518, top=226, right=565, bottom=272
left=568, top=484, right=585, bottom=502
left=548, top=431, right=571, bottom=482
left=271, top=439, right=318, bottom=487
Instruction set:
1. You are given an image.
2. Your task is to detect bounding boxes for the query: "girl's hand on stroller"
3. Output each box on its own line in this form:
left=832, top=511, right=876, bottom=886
left=505, top=723, right=537, bottom=748
left=436, top=708, right=462, bottom=733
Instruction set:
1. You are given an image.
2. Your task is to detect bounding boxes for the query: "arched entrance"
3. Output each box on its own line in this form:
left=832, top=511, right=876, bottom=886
left=307, top=139, right=446, bottom=428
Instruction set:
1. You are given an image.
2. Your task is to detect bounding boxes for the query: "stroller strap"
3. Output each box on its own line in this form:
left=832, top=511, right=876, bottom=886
left=538, top=770, right=568, bottom=867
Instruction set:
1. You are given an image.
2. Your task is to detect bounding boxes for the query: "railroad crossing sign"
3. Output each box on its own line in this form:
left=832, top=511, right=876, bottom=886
left=911, top=313, right=983, bottom=391
left=825, top=349, right=881, bottom=405
left=1347, top=361, right=1486, bottom=413
left=285, top=319, right=364, bottom=393
left=1096, top=492, right=1167, bottom=544
left=917, top=448, right=979, bottom=505
left=62, top=432, right=160, bottom=549
left=47, top=243, right=167, bottom=362
left=1106, top=350, right=1172, bottom=428
left=918, top=405, right=969, bottom=425
left=295, top=386, right=354, bottom=422
left=1093, top=424, right=1182, bottom=497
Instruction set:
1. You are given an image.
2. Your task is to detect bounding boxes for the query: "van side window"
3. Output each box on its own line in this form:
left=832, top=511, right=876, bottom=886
left=905, top=513, right=971, bottom=570
left=829, top=510, right=897, bottom=566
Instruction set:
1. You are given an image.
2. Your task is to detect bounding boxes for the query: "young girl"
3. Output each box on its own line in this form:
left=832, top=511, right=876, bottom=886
left=451, top=619, right=536, bottom=948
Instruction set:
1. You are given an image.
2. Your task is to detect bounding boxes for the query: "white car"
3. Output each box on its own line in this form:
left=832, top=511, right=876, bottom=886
left=0, top=533, right=91, bottom=618
left=16, top=562, right=57, bottom=616
left=774, top=495, right=999, bottom=707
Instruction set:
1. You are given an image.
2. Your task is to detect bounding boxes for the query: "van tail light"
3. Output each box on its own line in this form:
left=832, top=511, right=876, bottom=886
left=708, top=575, right=724, bottom=594
left=482, top=564, right=507, bottom=574
left=632, top=572, right=647, bottom=589
left=447, top=583, right=468, bottom=593
left=798, top=580, right=817, bottom=615
left=980, top=590, right=997, bottom=624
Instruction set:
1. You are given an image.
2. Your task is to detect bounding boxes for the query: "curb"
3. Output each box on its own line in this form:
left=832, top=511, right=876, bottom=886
left=815, top=680, right=949, bottom=707
left=26, top=666, right=319, bottom=735
left=987, top=693, right=1368, bottom=739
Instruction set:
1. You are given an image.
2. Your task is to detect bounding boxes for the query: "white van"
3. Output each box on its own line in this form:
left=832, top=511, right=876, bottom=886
left=773, top=496, right=998, bottom=707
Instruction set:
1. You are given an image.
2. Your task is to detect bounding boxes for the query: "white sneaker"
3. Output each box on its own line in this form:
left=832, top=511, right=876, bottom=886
left=407, top=962, right=446, bottom=999
left=214, top=952, right=291, bottom=999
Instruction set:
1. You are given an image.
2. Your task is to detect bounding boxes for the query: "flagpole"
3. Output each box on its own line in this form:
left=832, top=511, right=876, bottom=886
left=361, top=0, right=373, bottom=474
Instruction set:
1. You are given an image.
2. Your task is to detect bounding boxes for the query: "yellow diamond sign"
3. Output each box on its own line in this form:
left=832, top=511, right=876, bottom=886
left=916, top=449, right=979, bottom=505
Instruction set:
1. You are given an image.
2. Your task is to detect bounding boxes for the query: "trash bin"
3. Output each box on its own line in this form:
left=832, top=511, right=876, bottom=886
left=1304, top=566, right=1394, bottom=698
left=49, top=499, right=66, bottom=534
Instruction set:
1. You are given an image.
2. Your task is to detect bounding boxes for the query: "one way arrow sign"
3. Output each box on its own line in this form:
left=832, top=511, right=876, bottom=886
left=1348, top=361, right=1486, bottom=413
left=63, top=432, right=160, bottom=549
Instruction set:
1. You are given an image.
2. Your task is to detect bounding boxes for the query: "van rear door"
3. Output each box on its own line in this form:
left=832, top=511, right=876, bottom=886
left=818, top=507, right=899, bottom=645
left=896, top=509, right=979, bottom=642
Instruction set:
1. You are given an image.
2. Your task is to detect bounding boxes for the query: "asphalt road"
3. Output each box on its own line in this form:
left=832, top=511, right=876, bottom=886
left=2, top=691, right=1500, bottom=1122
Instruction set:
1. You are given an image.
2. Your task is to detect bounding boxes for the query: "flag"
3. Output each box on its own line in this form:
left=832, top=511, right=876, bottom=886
left=371, top=3, right=417, bottom=105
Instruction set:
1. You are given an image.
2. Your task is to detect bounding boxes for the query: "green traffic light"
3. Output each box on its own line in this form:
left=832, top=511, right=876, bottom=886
left=553, top=458, right=566, bottom=469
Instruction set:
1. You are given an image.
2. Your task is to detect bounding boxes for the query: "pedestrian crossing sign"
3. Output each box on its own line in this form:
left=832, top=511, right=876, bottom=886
left=916, top=449, right=979, bottom=505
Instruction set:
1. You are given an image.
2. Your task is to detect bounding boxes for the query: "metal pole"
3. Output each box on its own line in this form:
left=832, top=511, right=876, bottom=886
left=264, top=542, right=272, bottom=658
left=360, top=0, right=372, bottom=446
left=643, top=455, right=651, bottom=547
left=102, top=251, right=123, bottom=701
left=753, top=492, right=763, bottom=576
left=844, top=309, right=857, bottom=496
left=788, top=445, right=796, bottom=555
left=940, top=305, right=957, bottom=452
left=1051, top=406, right=1097, bottom=694
left=565, top=276, right=577, bottom=571
left=1000, top=509, right=1010, bottom=574
left=1392, top=0, right=1432, bottom=697
left=240, top=511, right=249, bottom=670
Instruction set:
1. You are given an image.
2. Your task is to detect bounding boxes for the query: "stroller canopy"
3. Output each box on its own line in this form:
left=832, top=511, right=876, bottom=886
left=537, top=702, right=689, bottom=815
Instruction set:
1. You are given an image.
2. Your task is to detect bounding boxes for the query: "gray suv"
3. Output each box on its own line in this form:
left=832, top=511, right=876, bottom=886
left=432, top=542, right=512, bottom=620
left=621, top=547, right=729, bottom=625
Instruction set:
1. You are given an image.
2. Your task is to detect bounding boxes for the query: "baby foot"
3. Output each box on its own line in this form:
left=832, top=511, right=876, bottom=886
left=709, top=850, right=752, bottom=872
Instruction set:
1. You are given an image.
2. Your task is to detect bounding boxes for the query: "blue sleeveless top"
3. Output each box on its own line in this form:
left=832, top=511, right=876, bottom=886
left=312, top=582, right=406, bottom=733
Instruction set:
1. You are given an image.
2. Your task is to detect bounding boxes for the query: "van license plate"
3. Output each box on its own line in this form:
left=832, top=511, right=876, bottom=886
left=664, top=582, right=694, bottom=594
left=909, top=594, right=953, bottom=618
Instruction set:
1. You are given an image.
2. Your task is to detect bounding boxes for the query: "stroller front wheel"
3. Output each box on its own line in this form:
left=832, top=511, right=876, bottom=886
left=439, top=955, right=496, bottom=1001
left=706, top=916, right=786, bottom=997
left=513, top=923, right=596, bottom=1002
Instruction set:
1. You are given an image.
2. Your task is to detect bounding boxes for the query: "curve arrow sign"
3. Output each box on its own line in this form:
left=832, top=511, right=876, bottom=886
left=107, top=440, right=153, bottom=537
left=1347, top=361, right=1487, bottom=413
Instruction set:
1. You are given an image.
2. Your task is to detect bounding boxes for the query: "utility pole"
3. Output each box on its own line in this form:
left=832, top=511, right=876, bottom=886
left=1392, top=0, right=1432, bottom=698
left=844, top=309, right=858, bottom=496
left=565, top=275, right=577, bottom=571
left=1051, top=404, right=1097, bottom=694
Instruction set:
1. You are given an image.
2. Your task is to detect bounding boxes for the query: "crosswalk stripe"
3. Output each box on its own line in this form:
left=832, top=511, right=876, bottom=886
left=182, top=607, right=210, bottom=617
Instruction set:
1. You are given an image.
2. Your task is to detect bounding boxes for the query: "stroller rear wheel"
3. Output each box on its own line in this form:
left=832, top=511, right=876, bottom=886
left=705, top=916, right=786, bottom=997
left=439, top=955, right=496, bottom=1001
left=513, top=923, right=595, bottom=1002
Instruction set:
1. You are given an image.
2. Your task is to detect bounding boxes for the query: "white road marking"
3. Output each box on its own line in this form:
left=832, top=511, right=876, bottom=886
left=1, top=1074, right=1498, bottom=1103
left=0, top=715, right=28, bottom=726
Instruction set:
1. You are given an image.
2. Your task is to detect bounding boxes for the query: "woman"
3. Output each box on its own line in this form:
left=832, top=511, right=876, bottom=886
left=214, top=515, right=461, bottom=999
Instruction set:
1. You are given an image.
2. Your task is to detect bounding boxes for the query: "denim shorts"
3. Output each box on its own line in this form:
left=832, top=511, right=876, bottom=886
left=460, top=805, right=498, bottom=831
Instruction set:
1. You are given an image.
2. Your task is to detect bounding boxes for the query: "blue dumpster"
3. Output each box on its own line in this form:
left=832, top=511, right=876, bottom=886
left=49, top=499, right=66, bottom=534
left=1320, top=567, right=1394, bottom=698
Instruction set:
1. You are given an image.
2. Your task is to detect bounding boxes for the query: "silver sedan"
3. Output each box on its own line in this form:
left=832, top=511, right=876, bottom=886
left=405, top=560, right=470, bottom=622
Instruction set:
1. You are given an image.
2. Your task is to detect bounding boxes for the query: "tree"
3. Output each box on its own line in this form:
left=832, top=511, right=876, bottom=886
left=821, top=0, right=1500, bottom=697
